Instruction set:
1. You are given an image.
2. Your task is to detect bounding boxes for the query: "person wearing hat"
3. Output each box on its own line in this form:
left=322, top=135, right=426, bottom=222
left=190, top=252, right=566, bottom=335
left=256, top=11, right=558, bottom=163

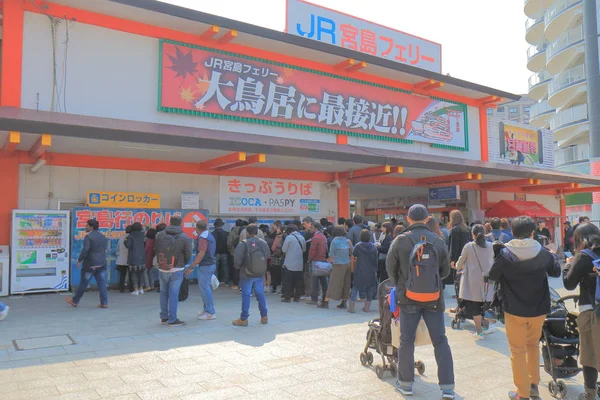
left=386, top=204, right=455, bottom=399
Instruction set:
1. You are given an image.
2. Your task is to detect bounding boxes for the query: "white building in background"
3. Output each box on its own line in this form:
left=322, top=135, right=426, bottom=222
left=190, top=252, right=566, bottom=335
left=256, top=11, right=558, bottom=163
left=487, top=95, right=537, bottom=124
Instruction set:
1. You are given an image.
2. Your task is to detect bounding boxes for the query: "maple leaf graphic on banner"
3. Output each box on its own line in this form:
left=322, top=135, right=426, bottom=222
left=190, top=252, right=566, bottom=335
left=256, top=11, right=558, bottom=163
left=179, top=86, right=196, bottom=103
left=167, top=47, right=198, bottom=79
left=276, top=76, right=285, bottom=84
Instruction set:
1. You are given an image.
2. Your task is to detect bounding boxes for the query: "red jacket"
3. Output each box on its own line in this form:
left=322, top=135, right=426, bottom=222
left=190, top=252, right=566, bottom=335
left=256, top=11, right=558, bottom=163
left=144, top=238, right=155, bottom=269
left=308, top=231, right=328, bottom=262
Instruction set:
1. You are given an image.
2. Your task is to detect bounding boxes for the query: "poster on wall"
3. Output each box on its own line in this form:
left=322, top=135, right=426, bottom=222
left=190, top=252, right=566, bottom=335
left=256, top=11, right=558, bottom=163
left=10, top=210, right=70, bottom=294
left=285, top=0, right=442, bottom=73
left=219, top=177, right=321, bottom=215
left=488, top=118, right=554, bottom=169
left=159, top=40, right=468, bottom=150
left=70, top=208, right=208, bottom=286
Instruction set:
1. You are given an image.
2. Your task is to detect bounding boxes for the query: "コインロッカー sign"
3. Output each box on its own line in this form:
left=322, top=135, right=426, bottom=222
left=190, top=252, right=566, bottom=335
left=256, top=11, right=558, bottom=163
left=159, top=40, right=467, bottom=150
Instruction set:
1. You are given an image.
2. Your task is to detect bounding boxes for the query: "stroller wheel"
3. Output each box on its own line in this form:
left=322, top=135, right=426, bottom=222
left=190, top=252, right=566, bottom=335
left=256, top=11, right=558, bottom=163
left=548, top=380, right=567, bottom=398
left=389, top=362, right=397, bottom=377
left=415, top=360, right=426, bottom=375
left=375, top=365, right=385, bottom=379
left=366, top=352, right=374, bottom=366
left=359, top=352, right=367, bottom=366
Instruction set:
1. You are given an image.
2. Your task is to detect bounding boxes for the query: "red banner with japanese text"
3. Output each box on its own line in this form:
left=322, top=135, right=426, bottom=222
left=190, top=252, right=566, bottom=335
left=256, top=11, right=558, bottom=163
left=219, top=177, right=321, bottom=215
left=159, top=40, right=467, bottom=149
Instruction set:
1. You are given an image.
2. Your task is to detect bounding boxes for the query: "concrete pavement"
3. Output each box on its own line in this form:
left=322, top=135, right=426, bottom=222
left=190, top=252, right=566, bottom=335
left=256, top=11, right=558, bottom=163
left=0, top=277, right=587, bottom=399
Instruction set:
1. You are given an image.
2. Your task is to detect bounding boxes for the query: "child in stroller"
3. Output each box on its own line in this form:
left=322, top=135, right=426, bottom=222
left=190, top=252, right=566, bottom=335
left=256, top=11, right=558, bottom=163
left=359, top=279, right=425, bottom=379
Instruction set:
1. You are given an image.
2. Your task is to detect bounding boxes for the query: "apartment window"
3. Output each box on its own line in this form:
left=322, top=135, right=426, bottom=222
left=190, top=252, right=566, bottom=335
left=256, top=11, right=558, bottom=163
left=524, top=106, right=531, bottom=113
left=497, top=106, right=505, bottom=112
left=487, top=108, right=493, bottom=115
left=509, top=107, right=518, bottom=113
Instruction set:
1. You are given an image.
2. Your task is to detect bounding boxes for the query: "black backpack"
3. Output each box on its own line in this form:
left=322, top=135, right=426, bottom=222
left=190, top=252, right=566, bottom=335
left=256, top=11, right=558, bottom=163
left=155, top=231, right=180, bottom=271
left=243, top=238, right=268, bottom=278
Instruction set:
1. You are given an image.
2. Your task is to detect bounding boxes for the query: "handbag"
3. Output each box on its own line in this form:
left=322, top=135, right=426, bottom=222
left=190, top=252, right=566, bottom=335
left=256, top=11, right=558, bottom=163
left=471, top=243, right=490, bottom=302
left=312, top=261, right=332, bottom=277
left=211, top=274, right=220, bottom=291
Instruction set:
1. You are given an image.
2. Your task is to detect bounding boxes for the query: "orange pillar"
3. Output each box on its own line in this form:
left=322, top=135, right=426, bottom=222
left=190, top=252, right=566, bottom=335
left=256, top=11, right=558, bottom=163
left=480, top=190, right=488, bottom=210
left=0, top=0, right=24, bottom=244
left=560, top=195, right=566, bottom=239
left=479, top=107, right=489, bottom=162
left=337, top=178, right=350, bottom=221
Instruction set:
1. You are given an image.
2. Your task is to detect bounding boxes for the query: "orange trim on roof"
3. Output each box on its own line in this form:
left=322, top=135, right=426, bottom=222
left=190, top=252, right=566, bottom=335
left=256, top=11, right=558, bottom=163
left=23, top=1, right=479, bottom=107
left=1, top=0, right=23, bottom=107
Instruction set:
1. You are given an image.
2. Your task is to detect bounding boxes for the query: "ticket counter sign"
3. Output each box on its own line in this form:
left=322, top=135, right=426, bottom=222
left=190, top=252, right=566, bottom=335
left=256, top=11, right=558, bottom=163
left=87, top=191, right=160, bottom=208
left=219, top=177, right=321, bottom=215
left=159, top=40, right=467, bottom=150
left=285, top=0, right=442, bottom=73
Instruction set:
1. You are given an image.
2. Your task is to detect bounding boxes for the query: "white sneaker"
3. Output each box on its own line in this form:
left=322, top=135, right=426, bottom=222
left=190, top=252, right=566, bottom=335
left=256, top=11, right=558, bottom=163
left=198, top=313, right=216, bottom=320
left=0, top=306, right=9, bottom=321
left=197, top=311, right=206, bottom=317
left=131, top=290, right=139, bottom=296
left=139, top=288, right=144, bottom=295
left=473, top=331, right=484, bottom=340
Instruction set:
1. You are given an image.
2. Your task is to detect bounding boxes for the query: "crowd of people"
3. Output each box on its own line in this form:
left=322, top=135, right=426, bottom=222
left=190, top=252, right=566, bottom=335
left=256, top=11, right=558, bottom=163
left=3, top=207, right=600, bottom=399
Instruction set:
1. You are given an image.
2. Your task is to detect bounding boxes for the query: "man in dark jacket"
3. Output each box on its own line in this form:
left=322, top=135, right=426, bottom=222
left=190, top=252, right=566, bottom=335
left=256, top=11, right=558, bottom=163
left=489, top=216, right=561, bottom=400
left=66, top=219, right=108, bottom=308
left=212, top=218, right=230, bottom=285
left=386, top=205, right=455, bottom=399
left=227, top=219, right=245, bottom=290
left=187, top=220, right=217, bottom=321
left=156, top=216, right=192, bottom=327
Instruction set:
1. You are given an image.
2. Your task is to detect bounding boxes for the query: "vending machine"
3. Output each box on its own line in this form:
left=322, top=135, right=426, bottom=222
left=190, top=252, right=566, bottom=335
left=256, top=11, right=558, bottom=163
left=10, top=210, right=70, bottom=294
left=0, top=246, right=9, bottom=297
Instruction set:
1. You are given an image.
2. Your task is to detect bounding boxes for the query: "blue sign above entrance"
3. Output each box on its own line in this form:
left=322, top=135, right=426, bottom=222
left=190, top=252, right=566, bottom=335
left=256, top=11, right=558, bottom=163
left=428, top=186, right=460, bottom=202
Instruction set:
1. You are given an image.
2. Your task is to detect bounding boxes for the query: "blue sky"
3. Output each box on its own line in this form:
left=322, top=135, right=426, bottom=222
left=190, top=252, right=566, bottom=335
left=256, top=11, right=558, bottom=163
left=161, top=0, right=530, bottom=95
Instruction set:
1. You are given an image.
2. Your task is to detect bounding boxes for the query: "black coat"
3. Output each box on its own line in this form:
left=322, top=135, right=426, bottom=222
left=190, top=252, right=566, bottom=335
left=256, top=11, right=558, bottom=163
left=446, top=225, right=471, bottom=284
left=125, top=230, right=146, bottom=266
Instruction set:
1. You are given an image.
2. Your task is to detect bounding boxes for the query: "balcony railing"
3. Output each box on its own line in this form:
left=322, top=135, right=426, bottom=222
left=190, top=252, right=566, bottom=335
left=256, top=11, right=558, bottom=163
left=547, top=25, right=583, bottom=60
left=555, top=143, right=589, bottom=166
left=550, top=103, right=588, bottom=130
left=545, top=0, right=583, bottom=27
left=529, top=70, right=552, bottom=89
left=548, top=64, right=586, bottom=95
left=528, top=42, right=548, bottom=60
left=530, top=99, right=555, bottom=118
left=526, top=13, right=544, bottom=30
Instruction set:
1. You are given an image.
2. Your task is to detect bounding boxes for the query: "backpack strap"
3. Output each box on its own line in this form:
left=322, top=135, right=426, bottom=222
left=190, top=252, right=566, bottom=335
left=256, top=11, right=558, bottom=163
left=581, top=249, right=600, bottom=260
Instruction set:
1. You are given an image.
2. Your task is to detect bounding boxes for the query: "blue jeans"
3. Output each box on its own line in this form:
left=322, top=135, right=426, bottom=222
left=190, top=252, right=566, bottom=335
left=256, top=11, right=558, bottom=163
left=159, top=270, right=184, bottom=323
left=0, top=301, right=6, bottom=312
left=215, top=254, right=230, bottom=283
left=197, top=265, right=216, bottom=315
left=398, top=306, right=455, bottom=390
left=240, top=277, right=268, bottom=321
left=73, top=267, right=108, bottom=305
left=311, top=275, right=328, bottom=302
left=350, top=286, right=376, bottom=301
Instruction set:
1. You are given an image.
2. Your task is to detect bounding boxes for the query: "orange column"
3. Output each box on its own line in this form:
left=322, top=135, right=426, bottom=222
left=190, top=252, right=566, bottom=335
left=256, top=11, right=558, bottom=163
left=1, top=0, right=24, bottom=107
left=480, top=190, right=488, bottom=210
left=479, top=107, right=489, bottom=162
left=0, top=0, right=24, bottom=244
left=560, top=196, right=566, bottom=238
left=337, top=178, right=350, bottom=221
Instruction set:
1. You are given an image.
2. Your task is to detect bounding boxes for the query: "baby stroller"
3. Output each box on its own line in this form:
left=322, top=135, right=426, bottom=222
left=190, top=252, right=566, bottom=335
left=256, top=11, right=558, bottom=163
left=359, top=279, right=426, bottom=379
left=542, top=287, right=583, bottom=398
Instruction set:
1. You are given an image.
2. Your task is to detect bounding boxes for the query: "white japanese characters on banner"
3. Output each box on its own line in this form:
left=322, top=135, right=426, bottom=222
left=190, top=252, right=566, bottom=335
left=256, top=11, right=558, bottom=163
left=219, top=177, right=321, bottom=215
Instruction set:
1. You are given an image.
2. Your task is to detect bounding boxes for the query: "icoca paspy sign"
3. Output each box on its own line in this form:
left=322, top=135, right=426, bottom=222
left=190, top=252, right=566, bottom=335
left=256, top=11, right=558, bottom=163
left=219, top=177, right=321, bottom=215
left=285, top=0, right=442, bottom=73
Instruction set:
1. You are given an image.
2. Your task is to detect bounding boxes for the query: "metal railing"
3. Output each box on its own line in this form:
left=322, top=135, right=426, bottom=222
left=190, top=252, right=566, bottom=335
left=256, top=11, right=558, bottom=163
left=530, top=99, right=555, bottom=118
left=528, top=42, right=548, bottom=60
left=529, top=70, right=552, bottom=89
left=545, top=0, right=583, bottom=27
left=547, top=25, right=583, bottom=60
left=550, top=103, right=588, bottom=130
left=555, top=143, right=589, bottom=165
left=548, top=64, right=586, bottom=95
left=526, top=13, right=545, bottom=31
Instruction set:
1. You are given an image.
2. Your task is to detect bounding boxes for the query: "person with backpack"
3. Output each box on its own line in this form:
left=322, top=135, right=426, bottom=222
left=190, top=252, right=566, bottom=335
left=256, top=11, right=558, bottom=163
left=232, top=224, right=269, bottom=326
left=66, top=219, right=109, bottom=309
left=563, top=223, right=600, bottom=400
left=281, top=224, right=306, bottom=303
left=186, top=220, right=217, bottom=321
left=386, top=205, right=454, bottom=399
left=489, top=217, right=510, bottom=244
left=455, top=224, right=495, bottom=340
left=239, top=216, right=265, bottom=242
left=155, top=216, right=192, bottom=327
left=489, top=216, right=561, bottom=400
left=227, top=219, right=244, bottom=290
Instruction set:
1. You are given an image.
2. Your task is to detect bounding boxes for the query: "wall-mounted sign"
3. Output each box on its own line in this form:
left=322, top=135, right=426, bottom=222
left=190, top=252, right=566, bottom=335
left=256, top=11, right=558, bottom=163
left=219, top=177, right=321, bottom=215
left=429, top=186, right=460, bottom=202
left=181, top=192, right=200, bottom=209
left=159, top=40, right=467, bottom=150
left=86, top=191, right=160, bottom=209
left=285, top=0, right=442, bottom=73
left=514, top=193, right=526, bottom=202
left=488, top=118, right=554, bottom=169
